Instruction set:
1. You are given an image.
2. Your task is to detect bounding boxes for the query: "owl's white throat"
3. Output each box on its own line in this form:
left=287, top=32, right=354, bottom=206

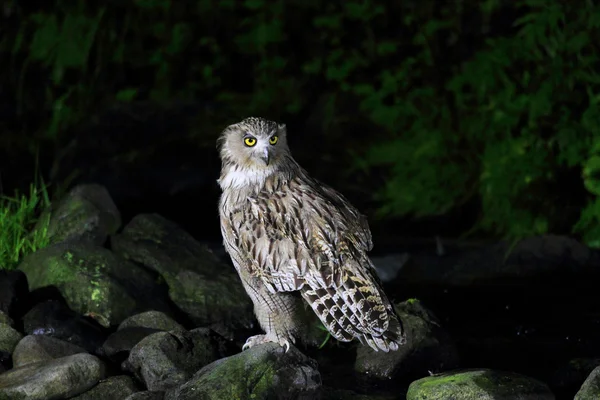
left=218, top=164, right=277, bottom=190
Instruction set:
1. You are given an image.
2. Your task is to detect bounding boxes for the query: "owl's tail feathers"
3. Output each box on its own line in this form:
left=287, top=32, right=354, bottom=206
left=301, top=266, right=407, bottom=352
left=358, top=312, right=406, bottom=352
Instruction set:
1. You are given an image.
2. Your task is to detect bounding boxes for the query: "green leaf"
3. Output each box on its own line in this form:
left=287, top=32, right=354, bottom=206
left=115, top=88, right=139, bottom=102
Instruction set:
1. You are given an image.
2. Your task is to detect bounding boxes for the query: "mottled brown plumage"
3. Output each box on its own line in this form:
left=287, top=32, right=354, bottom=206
left=217, top=117, right=405, bottom=352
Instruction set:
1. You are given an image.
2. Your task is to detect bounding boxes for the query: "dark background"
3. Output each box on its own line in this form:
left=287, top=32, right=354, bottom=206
left=0, top=0, right=598, bottom=250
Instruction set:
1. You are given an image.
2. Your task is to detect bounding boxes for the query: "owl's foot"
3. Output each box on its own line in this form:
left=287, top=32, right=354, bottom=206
left=242, top=334, right=293, bottom=352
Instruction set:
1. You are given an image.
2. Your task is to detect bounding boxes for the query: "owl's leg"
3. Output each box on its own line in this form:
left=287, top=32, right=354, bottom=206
left=241, top=278, right=301, bottom=352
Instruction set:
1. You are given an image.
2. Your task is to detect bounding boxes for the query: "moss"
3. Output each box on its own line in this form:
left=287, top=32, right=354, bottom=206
left=46, top=254, right=77, bottom=284
left=407, top=369, right=550, bottom=400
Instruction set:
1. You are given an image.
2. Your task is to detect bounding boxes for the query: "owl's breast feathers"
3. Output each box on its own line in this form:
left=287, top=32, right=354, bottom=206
left=221, top=171, right=375, bottom=293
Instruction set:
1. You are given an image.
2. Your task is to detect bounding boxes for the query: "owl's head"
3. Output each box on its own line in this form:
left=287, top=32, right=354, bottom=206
left=217, top=117, right=290, bottom=170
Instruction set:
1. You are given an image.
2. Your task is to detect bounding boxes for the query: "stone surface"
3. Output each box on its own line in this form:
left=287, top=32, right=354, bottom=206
left=40, top=183, right=122, bottom=246
left=125, top=327, right=234, bottom=391
left=12, top=334, right=87, bottom=368
left=575, top=366, right=600, bottom=400
left=125, top=391, right=165, bottom=400
left=0, top=353, right=106, bottom=400
left=0, top=270, right=28, bottom=319
left=165, top=342, right=321, bottom=400
left=397, top=235, right=600, bottom=287
left=111, top=214, right=254, bottom=334
left=0, top=312, right=13, bottom=327
left=70, top=375, right=139, bottom=400
left=406, top=369, right=555, bottom=400
left=118, top=311, right=184, bottom=332
left=0, top=323, right=22, bottom=355
left=19, top=240, right=171, bottom=328
left=100, top=327, right=162, bottom=363
left=550, top=357, right=600, bottom=397
left=22, top=299, right=108, bottom=353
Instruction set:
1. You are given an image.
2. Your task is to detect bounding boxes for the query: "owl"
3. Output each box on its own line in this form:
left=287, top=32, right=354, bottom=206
left=217, top=117, right=405, bottom=352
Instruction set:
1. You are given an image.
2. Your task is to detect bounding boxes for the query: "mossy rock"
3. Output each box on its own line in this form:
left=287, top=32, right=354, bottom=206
left=407, top=369, right=555, bottom=400
left=18, top=241, right=171, bottom=327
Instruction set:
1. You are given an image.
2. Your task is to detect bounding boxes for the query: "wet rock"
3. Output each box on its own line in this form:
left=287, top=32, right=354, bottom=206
left=406, top=369, right=555, bottom=400
left=12, top=334, right=87, bottom=367
left=397, top=235, right=600, bottom=287
left=18, top=240, right=171, bottom=328
left=22, top=299, right=107, bottom=353
left=0, top=311, right=14, bottom=327
left=111, top=213, right=254, bottom=333
left=355, top=299, right=458, bottom=383
left=0, top=323, right=22, bottom=355
left=40, top=183, right=122, bottom=246
left=125, top=327, right=234, bottom=391
left=371, top=253, right=410, bottom=283
left=165, top=342, right=321, bottom=400
left=0, top=353, right=106, bottom=399
left=0, top=270, right=28, bottom=318
left=550, top=357, right=600, bottom=397
left=70, top=375, right=139, bottom=400
left=126, top=390, right=165, bottom=400
left=575, top=366, right=600, bottom=399
left=101, top=327, right=162, bottom=363
left=118, top=311, right=185, bottom=332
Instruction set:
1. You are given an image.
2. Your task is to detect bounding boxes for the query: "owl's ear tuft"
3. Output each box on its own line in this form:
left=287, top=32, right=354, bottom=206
left=277, top=123, right=287, bottom=133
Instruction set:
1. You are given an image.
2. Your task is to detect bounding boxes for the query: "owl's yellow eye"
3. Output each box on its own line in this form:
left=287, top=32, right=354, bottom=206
left=244, top=137, right=257, bottom=147
left=269, top=135, right=279, bottom=145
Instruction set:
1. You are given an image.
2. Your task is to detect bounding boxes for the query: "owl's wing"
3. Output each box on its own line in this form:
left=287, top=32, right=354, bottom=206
left=224, top=176, right=374, bottom=293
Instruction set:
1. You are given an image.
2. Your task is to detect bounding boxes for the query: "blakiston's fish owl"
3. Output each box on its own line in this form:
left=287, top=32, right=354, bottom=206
left=217, top=117, right=406, bottom=352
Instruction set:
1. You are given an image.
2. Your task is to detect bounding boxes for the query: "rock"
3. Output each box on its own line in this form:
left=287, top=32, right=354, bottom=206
left=575, top=366, right=600, bottom=399
left=22, top=299, right=107, bottom=353
left=0, top=353, right=106, bottom=399
left=40, top=183, right=122, bottom=246
left=165, top=342, right=321, bottom=400
left=125, top=327, right=234, bottom=391
left=111, top=213, right=254, bottom=333
left=0, top=270, right=29, bottom=318
left=0, top=311, right=14, bottom=327
left=397, top=235, right=600, bottom=287
left=371, top=253, right=410, bottom=283
left=118, top=311, right=185, bottom=332
left=70, top=375, right=139, bottom=400
left=125, top=391, right=165, bottom=400
left=550, top=357, right=600, bottom=397
left=100, top=327, right=162, bottom=363
left=0, top=323, right=22, bottom=356
left=18, top=240, right=171, bottom=328
left=12, top=335, right=87, bottom=367
left=355, top=299, right=459, bottom=383
left=406, top=369, right=555, bottom=400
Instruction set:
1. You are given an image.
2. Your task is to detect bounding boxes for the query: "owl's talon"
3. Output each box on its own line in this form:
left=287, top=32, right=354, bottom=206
left=242, top=334, right=293, bottom=352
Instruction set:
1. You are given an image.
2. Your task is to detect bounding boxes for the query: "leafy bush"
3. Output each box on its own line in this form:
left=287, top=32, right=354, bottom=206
left=1, top=0, right=599, bottom=246
left=355, top=1, right=600, bottom=244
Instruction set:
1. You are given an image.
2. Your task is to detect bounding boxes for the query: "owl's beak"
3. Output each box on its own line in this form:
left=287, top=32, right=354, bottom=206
left=261, top=148, right=270, bottom=166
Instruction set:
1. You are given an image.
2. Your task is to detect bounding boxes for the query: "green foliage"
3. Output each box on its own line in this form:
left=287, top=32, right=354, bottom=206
left=1, top=0, right=599, bottom=245
left=317, top=323, right=332, bottom=349
left=352, top=1, right=600, bottom=244
left=0, top=182, right=52, bottom=270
